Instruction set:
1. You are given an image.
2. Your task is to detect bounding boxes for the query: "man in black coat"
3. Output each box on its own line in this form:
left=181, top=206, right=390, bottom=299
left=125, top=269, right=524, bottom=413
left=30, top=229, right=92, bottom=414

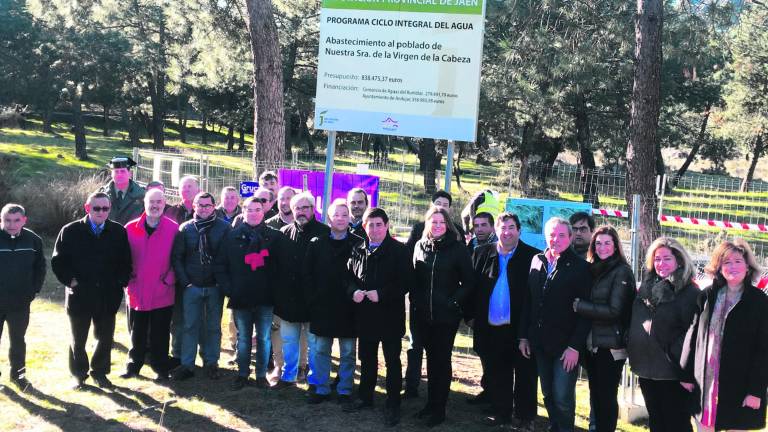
left=215, top=196, right=292, bottom=390
left=469, top=212, right=539, bottom=428
left=344, top=207, right=412, bottom=427
left=0, top=203, right=46, bottom=387
left=276, top=191, right=330, bottom=387
left=346, top=188, right=368, bottom=239
left=519, top=217, right=591, bottom=432
left=304, top=199, right=363, bottom=404
left=170, top=192, right=231, bottom=381
left=51, top=192, right=132, bottom=389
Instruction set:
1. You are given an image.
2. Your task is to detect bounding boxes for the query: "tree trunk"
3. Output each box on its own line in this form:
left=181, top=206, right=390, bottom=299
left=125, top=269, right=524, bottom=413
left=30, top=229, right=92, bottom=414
left=538, top=139, right=563, bottom=185
left=201, top=112, right=208, bottom=145
left=42, top=104, right=53, bottom=133
left=72, top=84, right=88, bottom=160
left=421, top=138, right=438, bottom=194
left=626, top=0, right=663, bottom=253
left=148, top=17, right=167, bottom=149
left=740, top=133, right=764, bottom=192
left=238, top=128, right=246, bottom=151
left=128, top=109, right=140, bottom=147
left=178, top=95, right=187, bottom=143
left=574, top=94, right=600, bottom=207
left=519, top=153, right=531, bottom=196
left=672, top=103, right=712, bottom=188
left=102, top=104, right=110, bottom=136
left=226, top=124, right=235, bottom=151
left=246, top=0, right=286, bottom=172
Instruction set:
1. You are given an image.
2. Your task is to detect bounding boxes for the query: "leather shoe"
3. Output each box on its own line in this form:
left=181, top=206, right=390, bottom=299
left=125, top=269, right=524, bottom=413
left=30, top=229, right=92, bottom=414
left=481, top=415, right=511, bottom=426
left=91, top=374, right=114, bottom=389
left=467, top=391, right=490, bottom=405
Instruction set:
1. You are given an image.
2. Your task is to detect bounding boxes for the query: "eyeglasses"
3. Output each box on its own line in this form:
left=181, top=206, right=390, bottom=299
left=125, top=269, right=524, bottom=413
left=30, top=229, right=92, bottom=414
left=91, top=206, right=111, bottom=212
left=295, top=205, right=313, bottom=212
left=573, top=226, right=591, bottom=233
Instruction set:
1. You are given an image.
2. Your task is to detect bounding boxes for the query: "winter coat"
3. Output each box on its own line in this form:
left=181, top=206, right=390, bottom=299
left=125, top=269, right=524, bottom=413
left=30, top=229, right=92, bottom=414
left=215, top=205, right=241, bottom=224
left=124, top=214, right=178, bottom=311
left=469, top=240, right=540, bottom=353
left=627, top=270, right=699, bottom=380
left=276, top=219, right=331, bottom=322
left=411, top=234, right=475, bottom=324
left=51, top=217, right=132, bottom=316
left=348, top=234, right=412, bottom=340
left=0, top=228, right=46, bottom=312
left=165, top=203, right=194, bottom=226
left=99, top=179, right=145, bottom=226
left=519, top=247, right=592, bottom=357
left=215, top=222, right=291, bottom=309
left=172, top=217, right=230, bottom=289
left=265, top=213, right=289, bottom=230
left=304, top=232, right=363, bottom=338
left=575, top=257, right=636, bottom=350
left=681, top=282, right=768, bottom=430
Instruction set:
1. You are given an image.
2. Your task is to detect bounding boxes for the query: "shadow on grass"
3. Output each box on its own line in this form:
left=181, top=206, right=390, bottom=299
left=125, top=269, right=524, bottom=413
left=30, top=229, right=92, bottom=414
left=1, top=383, right=134, bottom=432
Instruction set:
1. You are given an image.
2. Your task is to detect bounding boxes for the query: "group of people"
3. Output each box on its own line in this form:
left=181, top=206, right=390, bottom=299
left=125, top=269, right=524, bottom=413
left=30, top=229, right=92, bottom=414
left=0, top=156, right=766, bottom=432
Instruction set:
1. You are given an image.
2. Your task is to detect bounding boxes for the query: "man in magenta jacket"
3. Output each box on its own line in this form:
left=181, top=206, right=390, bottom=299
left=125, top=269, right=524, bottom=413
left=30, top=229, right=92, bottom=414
left=121, top=188, right=179, bottom=381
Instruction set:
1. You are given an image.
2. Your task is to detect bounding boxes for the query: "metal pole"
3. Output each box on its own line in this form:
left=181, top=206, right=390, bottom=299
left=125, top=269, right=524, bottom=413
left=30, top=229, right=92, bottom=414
left=629, top=193, right=641, bottom=406
left=322, top=131, right=336, bottom=222
left=444, top=140, right=454, bottom=192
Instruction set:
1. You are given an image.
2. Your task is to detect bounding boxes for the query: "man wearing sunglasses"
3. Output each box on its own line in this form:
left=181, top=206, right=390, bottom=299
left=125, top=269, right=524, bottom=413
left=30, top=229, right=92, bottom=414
left=51, top=192, right=132, bottom=390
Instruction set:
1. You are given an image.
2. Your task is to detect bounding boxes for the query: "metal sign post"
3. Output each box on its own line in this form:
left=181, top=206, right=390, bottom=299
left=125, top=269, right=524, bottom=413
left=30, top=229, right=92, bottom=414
left=322, top=131, right=337, bottom=222
left=444, top=140, right=454, bottom=192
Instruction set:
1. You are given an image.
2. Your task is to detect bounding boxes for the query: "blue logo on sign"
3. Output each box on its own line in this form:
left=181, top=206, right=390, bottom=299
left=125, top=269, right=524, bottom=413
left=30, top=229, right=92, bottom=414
left=239, top=181, right=260, bottom=198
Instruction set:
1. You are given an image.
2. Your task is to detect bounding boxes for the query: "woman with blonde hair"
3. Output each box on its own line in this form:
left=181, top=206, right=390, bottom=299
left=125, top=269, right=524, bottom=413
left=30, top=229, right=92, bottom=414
left=411, top=206, right=474, bottom=427
left=627, top=237, right=699, bottom=432
left=681, top=239, right=768, bottom=431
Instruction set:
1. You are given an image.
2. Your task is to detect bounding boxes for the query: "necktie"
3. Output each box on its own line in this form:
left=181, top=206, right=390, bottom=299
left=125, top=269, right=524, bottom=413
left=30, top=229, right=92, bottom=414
left=93, top=225, right=103, bottom=237
left=117, top=191, right=124, bottom=201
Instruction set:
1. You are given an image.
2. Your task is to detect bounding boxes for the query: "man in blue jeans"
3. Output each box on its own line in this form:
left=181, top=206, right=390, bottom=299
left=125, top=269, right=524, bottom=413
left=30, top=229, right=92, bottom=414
left=275, top=192, right=330, bottom=389
left=303, top=199, right=363, bottom=404
left=519, top=217, right=591, bottom=432
left=170, top=192, right=231, bottom=381
left=215, top=196, right=292, bottom=390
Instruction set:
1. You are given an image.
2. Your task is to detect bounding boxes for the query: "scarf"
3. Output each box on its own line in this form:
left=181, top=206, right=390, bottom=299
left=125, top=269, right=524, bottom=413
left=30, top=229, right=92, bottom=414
left=638, top=267, right=688, bottom=310
left=590, top=254, right=622, bottom=279
left=194, top=213, right=217, bottom=265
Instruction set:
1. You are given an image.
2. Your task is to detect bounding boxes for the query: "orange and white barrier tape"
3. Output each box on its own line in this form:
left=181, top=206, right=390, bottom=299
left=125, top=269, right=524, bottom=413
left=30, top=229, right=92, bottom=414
left=592, top=208, right=768, bottom=233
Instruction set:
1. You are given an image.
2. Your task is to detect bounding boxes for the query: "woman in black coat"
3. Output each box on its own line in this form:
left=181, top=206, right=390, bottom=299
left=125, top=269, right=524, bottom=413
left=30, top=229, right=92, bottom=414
left=412, top=206, right=474, bottom=427
left=573, top=226, right=636, bottom=432
left=627, top=237, right=699, bottom=432
left=681, top=239, right=768, bottom=431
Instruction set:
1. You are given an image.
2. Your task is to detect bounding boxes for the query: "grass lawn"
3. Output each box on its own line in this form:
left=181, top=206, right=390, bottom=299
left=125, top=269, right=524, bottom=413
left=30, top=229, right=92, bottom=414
left=0, top=237, right=656, bottom=432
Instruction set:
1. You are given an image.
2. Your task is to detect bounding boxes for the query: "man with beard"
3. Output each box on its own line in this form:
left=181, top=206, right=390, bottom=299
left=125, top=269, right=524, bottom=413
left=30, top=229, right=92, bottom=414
left=266, top=187, right=296, bottom=230
left=52, top=192, right=132, bottom=389
left=171, top=192, right=231, bottom=381
left=274, top=192, right=329, bottom=388
left=346, top=188, right=368, bottom=239
left=568, top=212, right=594, bottom=259
left=121, top=189, right=179, bottom=382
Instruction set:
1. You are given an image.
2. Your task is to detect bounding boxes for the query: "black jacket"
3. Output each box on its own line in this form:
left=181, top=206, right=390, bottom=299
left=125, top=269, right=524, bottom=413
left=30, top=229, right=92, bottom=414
left=412, top=234, right=474, bottom=324
left=575, top=257, right=636, bottom=350
left=627, top=270, right=699, bottom=380
left=469, top=240, right=539, bottom=352
left=0, top=228, right=46, bottom=311
left=172, top=217, right=231, bottom=289
left=215, top=205, right=241, bottom=224
left=681, top=283, right=768, bottom=430
left=519, top=247, right=592, bottom=356
left=51, top=217, right=132, bottom=316
left=265, top=213, right=289, bottom=230
left=348, top=234, right=412, bottom=340
left=277, top=218, right=330, bottom=322
left=304, top=232, right=363, bottom=338
left=215, top=222, right=291, bottom=309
